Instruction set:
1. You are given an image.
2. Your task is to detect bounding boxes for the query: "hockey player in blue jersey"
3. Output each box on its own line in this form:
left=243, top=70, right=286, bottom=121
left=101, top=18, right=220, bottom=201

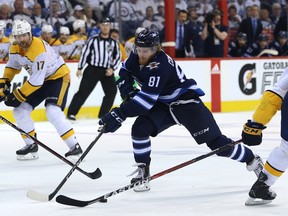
left=99, top=29, right=263, bottom=191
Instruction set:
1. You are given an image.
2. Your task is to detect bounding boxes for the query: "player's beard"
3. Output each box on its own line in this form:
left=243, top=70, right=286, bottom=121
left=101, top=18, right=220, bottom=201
left=18, top=38, right=32, bottom=49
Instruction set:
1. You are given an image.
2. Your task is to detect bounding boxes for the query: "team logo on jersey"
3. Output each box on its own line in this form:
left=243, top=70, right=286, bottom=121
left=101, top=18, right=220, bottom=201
left=24, top=64, right=33, bottom=75
left=146, top=61, right=160, bottom=70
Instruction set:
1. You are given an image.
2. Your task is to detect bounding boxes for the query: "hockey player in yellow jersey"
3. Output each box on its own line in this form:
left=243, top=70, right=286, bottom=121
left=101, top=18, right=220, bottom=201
left=241, top=67, right=288, bottom=205
left=39, top=24, right=54, bottom=45
left=70, top=19, right=87, bottom=60
left=52, top=26, right=74, bottom=60
left=0, top=19, right=83, bottom=161
left=0, top=20, right=10, bottom=61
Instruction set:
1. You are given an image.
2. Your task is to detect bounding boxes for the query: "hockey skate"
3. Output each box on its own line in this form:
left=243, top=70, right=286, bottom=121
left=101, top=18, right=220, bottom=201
left=65, top=143, right=83, bottom=161
left=16, top=143, right=39, bottom=160
left=245, top=172, right=277, bottom=206
left=129, top=163, right=150, bottom=192
left=246, top=154, right=264, bottom=177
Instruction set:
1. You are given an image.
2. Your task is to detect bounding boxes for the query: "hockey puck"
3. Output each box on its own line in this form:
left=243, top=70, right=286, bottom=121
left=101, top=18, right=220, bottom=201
left=99, top=198, right=108, bottom=203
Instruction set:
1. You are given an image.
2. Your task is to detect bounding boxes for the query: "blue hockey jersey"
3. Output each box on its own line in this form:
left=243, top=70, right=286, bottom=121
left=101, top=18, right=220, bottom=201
left=118, top=50, right=205, bottom=117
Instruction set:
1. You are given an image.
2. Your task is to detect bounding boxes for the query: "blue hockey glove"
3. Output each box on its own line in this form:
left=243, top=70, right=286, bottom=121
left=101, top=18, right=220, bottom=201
left=116, top=77, right=139, bottom=101
left=99, top=108, right=126, bottom=133
left=242, top=120, right=266, bottom=146
left=0, top=78, right=10, bottom=102
left=5, top=89, right=26, bottom=107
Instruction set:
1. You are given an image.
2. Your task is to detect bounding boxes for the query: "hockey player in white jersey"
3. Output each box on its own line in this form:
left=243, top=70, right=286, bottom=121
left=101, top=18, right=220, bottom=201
left=241, top=67, right=288, bottom=205
left=0, top=19, right=83, bottom=161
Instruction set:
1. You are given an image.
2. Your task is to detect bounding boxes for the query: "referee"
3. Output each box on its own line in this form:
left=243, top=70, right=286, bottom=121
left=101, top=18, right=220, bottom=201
left=67, top=17, right=122, bottom=120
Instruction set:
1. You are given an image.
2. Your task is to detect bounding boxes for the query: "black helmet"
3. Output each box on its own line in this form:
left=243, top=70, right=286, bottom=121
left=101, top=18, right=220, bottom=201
left=237, top=32, right=247, bottom=40
left=258, top=33, right=268, bottom=41
left=278, top=31, right=288, bottom=39
left=135, top=30, right=160, bottom=47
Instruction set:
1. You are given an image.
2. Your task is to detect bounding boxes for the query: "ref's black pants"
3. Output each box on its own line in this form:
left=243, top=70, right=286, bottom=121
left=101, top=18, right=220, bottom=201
left=67, top=65, right=117, bottom=118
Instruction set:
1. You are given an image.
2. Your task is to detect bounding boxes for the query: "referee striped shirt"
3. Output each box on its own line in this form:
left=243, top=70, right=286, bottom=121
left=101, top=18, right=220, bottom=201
left=78, top=35, right=122, bottom=70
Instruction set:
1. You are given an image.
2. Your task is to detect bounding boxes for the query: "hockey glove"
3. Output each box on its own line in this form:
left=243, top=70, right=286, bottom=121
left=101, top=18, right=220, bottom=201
left=242, top=120, right=266, bottom=146
left=0, top=78, right=10, bottom=102
left=116, top=77, right=139, bottom=101
left=5, top=89, right=26, bottom=107
left=99, top=108, right=126, bottom=133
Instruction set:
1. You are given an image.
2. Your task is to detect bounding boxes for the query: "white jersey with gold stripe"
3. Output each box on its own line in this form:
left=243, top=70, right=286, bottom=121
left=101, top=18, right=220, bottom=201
left=0, top=37, right=10, bottom=60
left=3, top=36, right=70, bottom=98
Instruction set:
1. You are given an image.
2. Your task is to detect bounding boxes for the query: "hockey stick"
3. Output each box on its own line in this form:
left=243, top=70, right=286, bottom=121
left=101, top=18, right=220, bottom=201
left=56, top=139, right=242, bottom=207
left=0, top=115, right=101, bottom=180
left=256, top=49, right=278, bottom=57
left=27, top=129, right=105, bottom=201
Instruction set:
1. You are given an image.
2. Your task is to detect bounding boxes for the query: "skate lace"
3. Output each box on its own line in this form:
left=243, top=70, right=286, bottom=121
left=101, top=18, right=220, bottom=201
left=128, top=163, right=145, bottom=178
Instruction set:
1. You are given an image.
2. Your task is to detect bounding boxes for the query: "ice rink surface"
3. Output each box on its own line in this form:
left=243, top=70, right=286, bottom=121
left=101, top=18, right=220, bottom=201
left=1, top=111, right=287, bottom=216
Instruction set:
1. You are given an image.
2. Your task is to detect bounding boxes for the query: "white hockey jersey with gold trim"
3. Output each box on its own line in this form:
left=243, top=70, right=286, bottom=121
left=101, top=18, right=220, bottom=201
left=3, top=36, right=70, bottom=98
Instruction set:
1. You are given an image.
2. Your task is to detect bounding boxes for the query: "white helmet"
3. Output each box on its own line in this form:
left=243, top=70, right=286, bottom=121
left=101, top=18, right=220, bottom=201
left=12, top=19, right=31, bottom=36
left=73, top=19, right=85, bottom=32
left=0, top=20, right=6, bottom=38
left=60, top=26, right=70, bottom=35
left=41, top=24, right=53, bottom=34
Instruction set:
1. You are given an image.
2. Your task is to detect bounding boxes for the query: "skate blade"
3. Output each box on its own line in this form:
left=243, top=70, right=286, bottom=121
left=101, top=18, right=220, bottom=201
left=245, top=197, right=272, bottom=206
left=16, top=152, right=39, bottom=161
left=133, top=183, right=150, bottom=192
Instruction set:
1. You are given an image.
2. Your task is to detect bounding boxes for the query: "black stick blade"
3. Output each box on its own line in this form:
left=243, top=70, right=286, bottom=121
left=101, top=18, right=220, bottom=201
left=90, top=168, right=102, bottom=179
left=56, top=195, right=89, bottom=207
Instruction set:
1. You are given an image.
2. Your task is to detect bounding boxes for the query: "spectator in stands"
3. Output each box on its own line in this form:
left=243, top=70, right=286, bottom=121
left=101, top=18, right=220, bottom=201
left=175, top=10, right=194, bottom=58
left=201, top=9, right=228, bottom=57
left=238, top=5, right=262, bottom=45
left=273, top=2, right=288, bottom=39
left=0, top=0, right=13, bottom=11
left=69, top=19, right=87, bottom=60
left=228, top=4, right=242, bottom=30
left=142, top=6, right=162, bottom=32
left=271, top=3, right=282, bottom=30
left=67, top=5, right=85, bottom=22
left=45, top=0, right=67, bottom=34
left=124, top=27, right=145, bottom=57
left=40, top=24, right=55, bottom=45
left=0, top=4, right=13, bottom=29
left=10, top=0, right=33, bottom=24
left=84, top=7, right=97, bottom=28
left=187, top=7, right=205, bottom=57
left=269, top=31, right=288, bottom=56
left=154, top=2, right=165, bottom=26
left=0, top=20, right=10, bottom=61
left=228, top=32, right=247, bottom=57
left=244, top=33, right=270, bottom=57
left=55, top=0, right=72, bottom=20
left=52, top=26, right=74, bottom=60
left=260, top=6, right=272, bottom=29
left=109, top=0, right=146, bottom=41
left=110, top=28, right=127, bottom=61
left=31, top=3, right=46, bottom=28
left=83, top=0, right=106, bottom=21
left=228, top=0, right=246, bottom=19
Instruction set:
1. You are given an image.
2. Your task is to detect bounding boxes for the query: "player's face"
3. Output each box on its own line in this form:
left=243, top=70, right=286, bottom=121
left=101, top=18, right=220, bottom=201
left=136, top=47, right=155, bottom=65
left=60, top=34, right=68, bottom=43
left=279, top=38, right=288, bottom=46
left=15, top=33, right=32, bottom=49
left=259, top=41, right=268, bottom=49
left=42, top=32, right=52, bottom=43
